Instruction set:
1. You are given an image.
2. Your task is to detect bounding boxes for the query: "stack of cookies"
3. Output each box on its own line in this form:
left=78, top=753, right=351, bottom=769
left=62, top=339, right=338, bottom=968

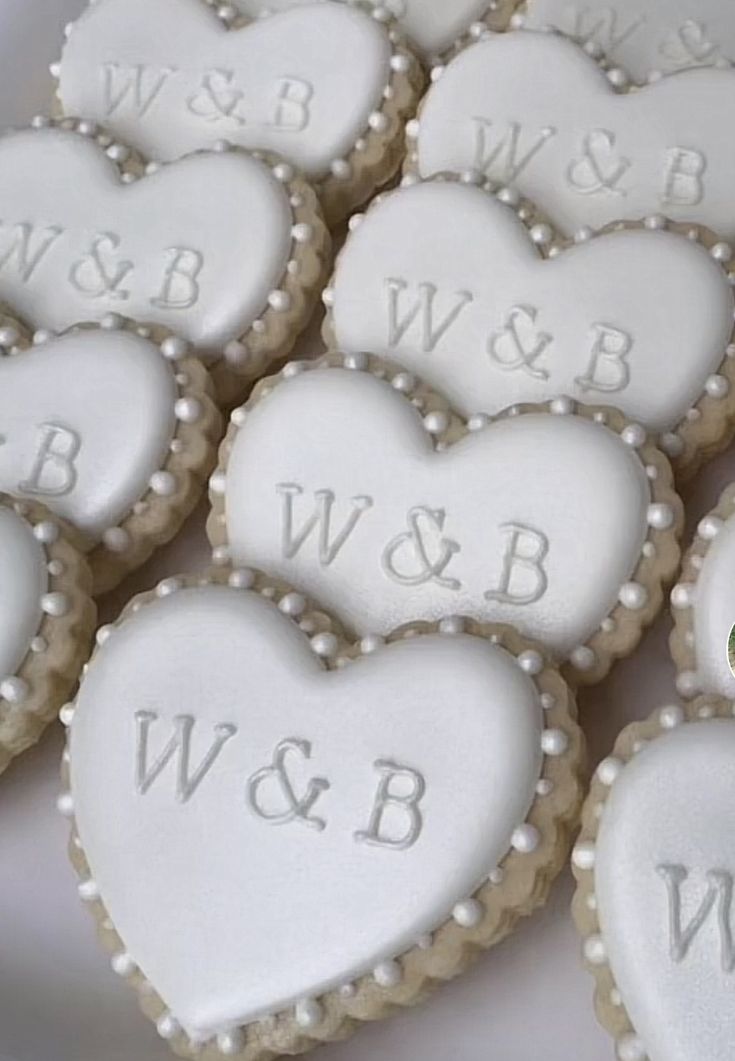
left=1, top=2, right=734, bottom=1058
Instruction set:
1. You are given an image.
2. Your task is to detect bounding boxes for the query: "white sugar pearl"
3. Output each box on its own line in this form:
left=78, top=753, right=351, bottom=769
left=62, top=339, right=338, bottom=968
left=217, top=1029, right=244, bottom=1055
left=423, top=410, right=449, bottom=435
left=156, top=1014, right=181, bottom=1040
left=618, top=582, right=648, bottom=611
left=160, top=336, right=190, bottom=361
left=647, top=503, right=674, bottom=530
left=42, top=592, right=70, bottom=617
left=452, top=898, right=483, bottom=928
left=268, top=289, right=292, bottom=312
left=228, top=568, right=255, bottom=590
left=33, top=521, right=60, bottom=544
left=150, top=471, right=177, bottom=496
left=373, top=960, right=402, bottom=987
left=311, top=632, right=338, bottom=658
left=103, top=528, right=131, bottom=554
left=174, top=397, right=202, bottom=423
left=294, top=999, right=323, bottom=1029
left=572, top=842, right=596, bottom=871
left=111, top=952, right=136, bottom=977
left=78, top=879, right=100, bottom=901
left=279, top=593, right=307, bottom=617
left=617, top=1034, right=647, bottom=1061
left=659, top=704, right=685, bottom=729
left=597, top=757, right=623, bottom=785
left=517, top=650, right=543, bottom=675
left=511, top=823, right=540, bottom=853
left=541, top=729, right=568, bottom=756
left=621, top=423, right=646, bottom=448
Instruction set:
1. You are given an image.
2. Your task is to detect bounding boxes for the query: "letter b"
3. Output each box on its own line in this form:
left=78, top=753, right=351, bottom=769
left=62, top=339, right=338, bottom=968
left=19, top=423, right=81, bottom=497
left=355, top=759, right=425, bottom=851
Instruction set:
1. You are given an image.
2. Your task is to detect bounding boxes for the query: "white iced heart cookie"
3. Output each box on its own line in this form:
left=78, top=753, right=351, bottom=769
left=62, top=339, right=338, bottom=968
left=519, top=0, right=735, bottom=80
left=226, top=0, right=514, bottom=60
left=670, top=485, right=735, bottom=700
left=326, top=178, right=735, bottom=472
left=0, top=122, right=328, bottom=403
left=573, top=699, right=735, bottom=1061
left=63, top=569, right=582, bottom=1057
left=207, top=355, right=682, bottom=684
left=0, top=496, right=95, bottom=775
left=0, top=312, right=219, bottom=594
left=57, top=0, right=421, bottom=224
left=408, top=30, right=735, bottom=240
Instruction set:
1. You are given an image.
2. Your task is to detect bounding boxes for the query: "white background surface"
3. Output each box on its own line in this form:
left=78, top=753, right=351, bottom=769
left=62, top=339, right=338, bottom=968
left=0, top=3, right=732, bottom=1060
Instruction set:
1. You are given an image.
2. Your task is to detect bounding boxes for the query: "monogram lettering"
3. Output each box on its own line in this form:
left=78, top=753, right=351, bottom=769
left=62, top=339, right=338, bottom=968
left=385, top=278, right=472, bottom=352
left=186, top=69, right=247, bottom=125
left=472, top=119, right=556, bottom=182
left=659, top=21, right=720, bottom=68
left=0, top=222, right=63, bottom=282
left=563, top=6, right=645, bottom=52
left=277, top=483, right=373, bottom=566
left=382, top=507, right=461, bottom=590
left=246, top=738, right=330, bottom=831
left=18, top=423, right=80, bottom=498
left=567, top=130, right=631, bottom=196
left=662, top=148, right=707, bottom=207
left=488, top=304, right=552, bottom=381
left=103, top=62, right=175, bottom=117
left=575, top=323, right=632, bottom=394
left=355, top=760, right=426, bottom=851
left=135, top=711, right=237, bottom=803
left=657, top=864, right=735, bottom=972
left=272, top=77, right=313, bottom=132
left=68, top=232, right=134, bottom=301
left=485, top=523, right=549, bottom=606
left=150, top=247, right=204, bottom=310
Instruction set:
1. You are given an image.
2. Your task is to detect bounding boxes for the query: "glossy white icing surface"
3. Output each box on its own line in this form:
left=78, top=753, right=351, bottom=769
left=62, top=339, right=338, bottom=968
left=223, top=368, right=650, bottom=655
left=331, top=181, right=734, bottom=432
left=70, top=585, right=543, bottom=1031
left=59, top=0, right=391, bottom=177
left=690, top=516, right=735, bottom=698
left=596, top=721, right=735, bottom=1061
left=415, top=31, right=735, bottom=239
left=523, top=0, right=735, bottom=80
left=0, top=128, right=292, bottom=357
left=0, top=506, right=47, bottom=679
left=0, top=330, right=176, bottom=542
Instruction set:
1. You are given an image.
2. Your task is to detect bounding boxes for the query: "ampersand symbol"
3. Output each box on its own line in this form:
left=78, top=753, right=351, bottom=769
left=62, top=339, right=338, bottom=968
left=382, top=507, right=462, bottom=591
left=659, top=20, right=719, bottom=66
left=246, top=738, right=330, bottom=831
left=566, top=130, right=631, bottom=197
left=186, top=69, right=247, bottom=125
left=68, top=232, right=133, bottom=300
left=488, top=304, right=552, bottom=380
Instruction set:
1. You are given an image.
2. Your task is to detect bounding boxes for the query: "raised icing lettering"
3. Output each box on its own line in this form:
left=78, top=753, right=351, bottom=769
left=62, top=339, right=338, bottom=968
left=567, top=130, right=631, bottom=196
left=68, top=232, right=133, bottom=300
left=246, top=738, right=330, bottom=832
left=662, top=148, right=707, bottom=206
left=657, top=864, right=735, bottom=972
left=103, top=62, right=175, bottom=117
left=485, top=523, right=550, bottom=606
left=18, top=423, right=80, bottom=497
left=355, top=760, right=426, bottom=851
left=575, top=323, right=632, bottom=394
left=151, top=247, right=204, bottom=310
left=472, top=119, right=556, bottom=182
left=659, top=20, right=720, bottom=68
left=272, top=78, right=313, bottom=132
left=385, top=278, right=473, bottom=352
left=488, top=304, right=552, bottom=381
left=277, top=483, right=373, bottom=566
left=562, top=5, right=645, bottom=52
left=381, top=507, right=461, bottom=590
left=186, top=69, right=247, bottom=126
left=0, top=222, right=63, bottom=282
left=134, top=711, right=237, bottom=803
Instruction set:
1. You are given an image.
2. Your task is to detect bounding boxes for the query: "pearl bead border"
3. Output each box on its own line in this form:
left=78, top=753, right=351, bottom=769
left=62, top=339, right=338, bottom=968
left=322, top=171, right=735, bottom=480
left=59, top=567, right=583, bottom=1060
left=206, top=351, right=683, bottom=686
left=56, top=0, right=423, bottom=228
left=571, top=696, right=735, bottom=1061
left=0, top=307, right=222, bottom=595
left=0, top=495, right=96, bottom=776
left=669, top=482, right=735, bottom=699
left=18, top=115, right=330, bottom=404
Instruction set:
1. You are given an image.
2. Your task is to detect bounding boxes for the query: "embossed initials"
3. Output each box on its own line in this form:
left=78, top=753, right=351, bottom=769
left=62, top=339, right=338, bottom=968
left=68, top=232, right=134, bottom=300
left=277, top=483, right=373, bottom=566
left=657, top=864, right=735, bottom=972
left=488, top=305, right=552, bottom=381
left=385, top=278, right=473, bottom=352
left=0, top=222, right=64, bottom=283
left=355, top=760, right=426, bottom=851
left=103, top=62, right=176, bottom=118
left=186, top=69, right=247, bottom=125
left=567, top=130, right=631, bottom=197
left=273, top=78, right=313, bottom=132
left=471, top=119, right=556, bottom=182
left=151, top=247, right=204, bottom=310
left=18, top=423, right=80, bottom=497
left=382, top=507, right=461, bottom=590
left=575, top=323, right=632, bottom=394
left=561, top=6, right=645, bottom=52
left=662, top=148, right=707, bottom=207
left=246, top=738, right=330, bottom=832
left=659, top=20, right=720, bottom=68
left=135, top=711, right=238, bottom=803
left=485, top=523, right=549, bottom=606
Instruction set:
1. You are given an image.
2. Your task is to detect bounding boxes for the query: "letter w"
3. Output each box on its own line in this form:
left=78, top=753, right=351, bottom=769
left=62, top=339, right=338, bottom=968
left=385, top=279, right=472, bottom=352
left=135, top=712, right=237, bottom=803
left=472, top=119, right=556, bottom=182
left=0, top=222, right=63, bottom=282
left=658, top=864, right=735, bottom=972
left=277, top=484, right=372, bottom=566
left=103, top=63, right=175, bottom=117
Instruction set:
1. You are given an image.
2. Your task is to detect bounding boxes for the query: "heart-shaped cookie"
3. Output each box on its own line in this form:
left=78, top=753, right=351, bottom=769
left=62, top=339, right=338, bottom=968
left=207, top=354, right=682, bottom=684
left=325, top=177, right=735, bottom=474
left=670, top=485, right=735, bottom=700
left=0, top=121, right=328, bottom=404
left=407, top=30, right=735, bottom=240
left=62, top=567, right=582, bottom=1056
left=519, top=0, right=735, bottom=80
left=0, top=311, right=219, bottom=594
left=57, top=0, right=421, bottom=224
left=573, top=698, right=735, bottom=1061
left=0, top=496, right=95, bottom=775
left=226, top=0, right=515, bottom=60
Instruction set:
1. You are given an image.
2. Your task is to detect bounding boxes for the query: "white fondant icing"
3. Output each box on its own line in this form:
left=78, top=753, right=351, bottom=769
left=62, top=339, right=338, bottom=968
left=523, top=0, right=735, bottom=80
left=222, top=368, right=651, bottom=655
left=0, top=506, right=47, bottom=678
left=596, top=720, right=735, bottom=1061
left=0, top=330, right=176, bottom=541
left=414, top=31, right=735, bottom=239
left=59, top=0, right=391, bottom=177
left=231, top=0, right=496, bottom=58
left=687, top=515, right=735, bottom=698
left=331, top=181, right=734, bottom=432
left=0, top=127, right=292, bottom=357
left=70, top=585, right=543, bottom=1031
